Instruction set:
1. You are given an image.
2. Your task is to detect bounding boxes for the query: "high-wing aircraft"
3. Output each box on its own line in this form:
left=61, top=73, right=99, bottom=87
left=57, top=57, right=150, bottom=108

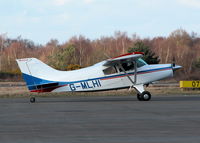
left=16, top=52, right=181, bottom=103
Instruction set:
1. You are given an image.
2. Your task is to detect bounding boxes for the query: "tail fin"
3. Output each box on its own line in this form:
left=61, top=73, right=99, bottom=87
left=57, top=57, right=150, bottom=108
left=16, top=58, right=60, bottom=92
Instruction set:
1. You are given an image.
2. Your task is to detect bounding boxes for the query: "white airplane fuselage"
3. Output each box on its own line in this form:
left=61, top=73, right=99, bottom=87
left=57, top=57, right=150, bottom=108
left=53, top=64, right=173, bottom=92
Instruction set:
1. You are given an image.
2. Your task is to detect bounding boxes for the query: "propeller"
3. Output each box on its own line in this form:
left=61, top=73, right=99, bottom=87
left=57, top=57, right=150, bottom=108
left=171, top=56, right=175, bottom=69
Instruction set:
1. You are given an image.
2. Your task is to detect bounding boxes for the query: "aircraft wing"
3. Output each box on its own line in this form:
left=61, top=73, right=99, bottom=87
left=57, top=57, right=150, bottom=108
left=103, top=52, right=144, bottom=66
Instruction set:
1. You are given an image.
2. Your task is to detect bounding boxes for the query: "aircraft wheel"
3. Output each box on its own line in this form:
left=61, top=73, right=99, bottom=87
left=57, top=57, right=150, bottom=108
left=137, top=93, right=143, bottom=101
left=141, top=91, right=151, bottom=101
left=30, top=97, right=36, bottom=103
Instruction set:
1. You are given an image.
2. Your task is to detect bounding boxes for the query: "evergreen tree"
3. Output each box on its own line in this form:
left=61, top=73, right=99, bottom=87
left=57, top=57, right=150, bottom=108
left=48, top=44, right=77, bottom=70
left=128, top=41, right=160, bottom=64
left=193, top=58, right=200, bottom=69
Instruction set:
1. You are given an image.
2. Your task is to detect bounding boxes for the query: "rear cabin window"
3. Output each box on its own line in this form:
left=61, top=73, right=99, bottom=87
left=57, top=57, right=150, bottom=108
left=103, top=66, right=117, bottom=75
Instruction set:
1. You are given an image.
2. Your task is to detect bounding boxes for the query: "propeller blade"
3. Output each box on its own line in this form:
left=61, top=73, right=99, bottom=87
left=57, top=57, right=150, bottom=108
left=172, top=56, right=175, bottom=68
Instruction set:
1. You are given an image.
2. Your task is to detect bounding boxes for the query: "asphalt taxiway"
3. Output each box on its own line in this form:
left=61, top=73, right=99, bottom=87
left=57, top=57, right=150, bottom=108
left=0, top=95, right=200, bottom=143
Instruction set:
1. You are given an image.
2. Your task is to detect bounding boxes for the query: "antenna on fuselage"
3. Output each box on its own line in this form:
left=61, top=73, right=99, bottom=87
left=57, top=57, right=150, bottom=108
left=104, top=53, right=111, bottom=59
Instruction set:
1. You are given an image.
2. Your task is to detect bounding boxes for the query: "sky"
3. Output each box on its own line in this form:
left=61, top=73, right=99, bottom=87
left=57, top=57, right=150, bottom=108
left=0, top=0, right=200, bottom=45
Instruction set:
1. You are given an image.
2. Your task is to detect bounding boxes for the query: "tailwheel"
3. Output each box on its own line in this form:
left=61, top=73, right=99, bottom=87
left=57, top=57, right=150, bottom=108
left=137, top=91, right=151, bottom=101
left=30, top=97, right=36, bottom=103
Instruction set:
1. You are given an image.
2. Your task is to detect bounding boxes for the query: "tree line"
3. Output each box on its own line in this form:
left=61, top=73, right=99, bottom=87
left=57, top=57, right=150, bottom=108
left=0, top=29, right=200, bottom=80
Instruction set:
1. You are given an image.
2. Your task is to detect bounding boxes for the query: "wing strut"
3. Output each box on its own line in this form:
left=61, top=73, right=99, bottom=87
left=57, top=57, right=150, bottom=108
left=117, top=61, right=145, bottom=94
left=117, top=60, right=137, bottom=85
left=134, top=60, right=137, bottom=84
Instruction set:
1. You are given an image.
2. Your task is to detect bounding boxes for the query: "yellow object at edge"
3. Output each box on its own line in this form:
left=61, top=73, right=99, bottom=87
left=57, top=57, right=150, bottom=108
left=180, top=81, right=200, bottom=88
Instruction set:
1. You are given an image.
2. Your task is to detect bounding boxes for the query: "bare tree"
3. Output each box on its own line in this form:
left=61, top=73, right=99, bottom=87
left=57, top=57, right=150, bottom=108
left=0, top=33, right=7, bottom=71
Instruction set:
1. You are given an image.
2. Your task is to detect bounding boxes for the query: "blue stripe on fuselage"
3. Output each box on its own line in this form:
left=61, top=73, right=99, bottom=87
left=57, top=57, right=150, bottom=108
left=22, top=73, right=53, bottom=86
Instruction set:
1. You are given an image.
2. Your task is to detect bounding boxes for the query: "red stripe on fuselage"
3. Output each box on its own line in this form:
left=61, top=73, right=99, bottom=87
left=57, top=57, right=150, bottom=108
left=30, top=84, right=67, bottom=93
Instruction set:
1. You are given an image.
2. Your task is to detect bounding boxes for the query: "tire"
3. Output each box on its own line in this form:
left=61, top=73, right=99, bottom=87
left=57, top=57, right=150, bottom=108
left=137, top=93, right=143, bottom=101
left=30, top=97, right=36, bottom=103
left=141, top=91, right=151, bottom=101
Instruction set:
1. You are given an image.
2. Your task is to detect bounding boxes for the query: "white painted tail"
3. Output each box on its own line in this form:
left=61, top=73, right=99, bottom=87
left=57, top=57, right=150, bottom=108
left=16, top=58, right=58, bottom=77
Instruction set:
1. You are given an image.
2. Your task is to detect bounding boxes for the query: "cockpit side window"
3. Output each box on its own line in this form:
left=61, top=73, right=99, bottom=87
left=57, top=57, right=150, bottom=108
left=103, top=66, right=117, bottom=75
left=119, top=58, right=147, bottom=72
left=104, top=58, right=147, bottom=74
left=119, top=62, right=135, bottom=72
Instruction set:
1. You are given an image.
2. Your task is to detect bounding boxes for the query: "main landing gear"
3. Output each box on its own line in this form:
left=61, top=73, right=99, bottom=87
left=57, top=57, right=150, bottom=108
left=133, top=84, right=151, bottom=101
left=137, top=91, right=151, bottom=101
left=30, top=97, right=36, bottom=103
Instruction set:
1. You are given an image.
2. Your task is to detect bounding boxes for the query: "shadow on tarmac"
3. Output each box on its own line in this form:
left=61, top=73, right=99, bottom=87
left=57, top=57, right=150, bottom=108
left=1, top=95, right=200, bottom=104
left=35, top=95, right=200, bottom=103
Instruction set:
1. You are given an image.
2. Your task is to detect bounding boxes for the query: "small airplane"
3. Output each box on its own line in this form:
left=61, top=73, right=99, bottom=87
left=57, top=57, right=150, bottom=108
left=16, top=52, right=181, bottom=103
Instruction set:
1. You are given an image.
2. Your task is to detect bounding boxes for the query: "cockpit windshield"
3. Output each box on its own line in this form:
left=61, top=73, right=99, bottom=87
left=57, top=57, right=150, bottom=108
left=136, top=58, right=147, bottom=68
